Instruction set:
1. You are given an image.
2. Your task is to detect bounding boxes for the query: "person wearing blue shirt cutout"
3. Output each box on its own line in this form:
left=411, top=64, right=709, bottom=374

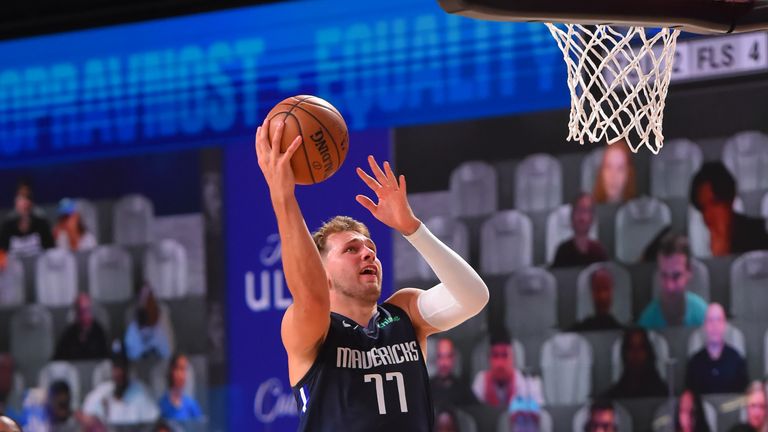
left=124, top=284, right=171, bottom=361
left=158, top=353, right=202, bottom=422
left=638, top=233, right=707, bottom=329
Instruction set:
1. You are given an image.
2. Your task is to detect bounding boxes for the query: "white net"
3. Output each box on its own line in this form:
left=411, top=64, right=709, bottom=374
left=546, top=24, right=681, bottom=154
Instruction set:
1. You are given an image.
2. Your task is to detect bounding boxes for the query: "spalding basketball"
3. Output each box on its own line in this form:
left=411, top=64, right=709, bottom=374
left=0, top=416, right=20, bottom=432
left=266, top=95, right=349, bottom=185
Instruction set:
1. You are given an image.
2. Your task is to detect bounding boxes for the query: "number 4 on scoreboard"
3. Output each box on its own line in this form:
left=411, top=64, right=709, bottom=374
left=750, top=40, right=760, bottom=61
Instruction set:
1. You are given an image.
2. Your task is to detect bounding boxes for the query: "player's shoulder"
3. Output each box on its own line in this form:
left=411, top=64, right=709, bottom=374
left=378, top=300, right=409, bottom=321
left=383, top=288, right=423, bottom=318
left=384, top=287, right=422, bottom=307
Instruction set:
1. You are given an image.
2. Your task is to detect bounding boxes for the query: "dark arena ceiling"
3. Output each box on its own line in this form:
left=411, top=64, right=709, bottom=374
left=0, top=0, right=287, bottom=40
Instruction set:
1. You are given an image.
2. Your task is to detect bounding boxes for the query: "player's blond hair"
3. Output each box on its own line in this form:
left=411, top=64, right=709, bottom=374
left=312, top=216, right=371, bottom=255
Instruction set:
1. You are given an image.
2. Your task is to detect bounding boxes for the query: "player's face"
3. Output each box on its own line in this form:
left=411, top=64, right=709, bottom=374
left=324, top=231, right=382, bottom=303
left=658, top=253, right=691, bottom=297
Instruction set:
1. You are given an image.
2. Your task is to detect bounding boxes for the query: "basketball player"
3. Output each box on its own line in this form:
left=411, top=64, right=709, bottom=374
left=255, top=119, right=489, bottom=431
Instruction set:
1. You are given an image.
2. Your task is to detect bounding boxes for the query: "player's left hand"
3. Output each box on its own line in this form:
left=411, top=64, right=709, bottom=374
left=356, top=155, right=421, bottom=236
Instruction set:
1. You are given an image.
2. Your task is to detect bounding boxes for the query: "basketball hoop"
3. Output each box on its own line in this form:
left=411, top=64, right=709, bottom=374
left=546, top=24, right=679, bottom=153
left=437, top=0, right=768, bottom=153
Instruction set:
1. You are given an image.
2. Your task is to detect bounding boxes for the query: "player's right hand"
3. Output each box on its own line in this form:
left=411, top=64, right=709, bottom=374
left=255, top=117, right=303, bottom=199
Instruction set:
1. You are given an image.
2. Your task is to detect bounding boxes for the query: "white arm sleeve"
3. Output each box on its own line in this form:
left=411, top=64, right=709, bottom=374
left=404, top=223, right=489, bottom=331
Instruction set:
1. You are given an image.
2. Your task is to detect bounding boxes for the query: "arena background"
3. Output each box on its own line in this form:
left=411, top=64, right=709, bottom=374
left=0, top=0, right=768, bottom=430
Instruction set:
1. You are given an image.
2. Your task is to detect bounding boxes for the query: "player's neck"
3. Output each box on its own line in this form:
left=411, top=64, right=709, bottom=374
left=330, top=294, right=378, bottom=327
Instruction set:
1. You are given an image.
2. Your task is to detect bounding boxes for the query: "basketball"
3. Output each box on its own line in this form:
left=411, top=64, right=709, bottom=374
left=0, top=416, right=20, bottom=432
left=266, top=95, right=349, bottom=185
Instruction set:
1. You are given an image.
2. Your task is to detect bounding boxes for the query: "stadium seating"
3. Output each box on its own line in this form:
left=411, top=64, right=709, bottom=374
left=504, top=268, right=557, bottom=337
left=35, top=248, right=77, bottom=307
left=722, top=130, right=768, bottom=193
left=515, top=153, right=563, bottom=213
left=730, top=250, right=768, bottom=320
left=450, top=161, right=498, bottom=217
left=143, top=239, right=188, bottom=299
left=113, top=194, right=155, bottom=245
left=540, top=332, right=593, bottom=405
left=88, top=245, right=134, bottom=304
left=615, top=197, right=671, bottom=263
left=0, top=255, right=25, bottom=307
left=650, top=138, right=703, bottom=200
left=480, top=210, right=533, bottom=275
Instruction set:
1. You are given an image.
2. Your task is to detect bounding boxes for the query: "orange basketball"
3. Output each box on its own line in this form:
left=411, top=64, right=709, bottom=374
left=266, top=95, right=349, bottom=185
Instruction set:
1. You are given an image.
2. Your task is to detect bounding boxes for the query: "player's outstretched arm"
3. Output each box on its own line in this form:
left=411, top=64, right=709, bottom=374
left=255, top=119, right=330, bottom=382
left=356, top=156, right=489, bottom=340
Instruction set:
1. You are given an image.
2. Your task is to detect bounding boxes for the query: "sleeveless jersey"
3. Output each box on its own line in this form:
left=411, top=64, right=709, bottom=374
left=292, top=303, right=434, bottom=432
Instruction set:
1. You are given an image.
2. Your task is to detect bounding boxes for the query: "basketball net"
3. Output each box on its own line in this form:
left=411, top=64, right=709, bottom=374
left=546, top=24, right=681, bottom=154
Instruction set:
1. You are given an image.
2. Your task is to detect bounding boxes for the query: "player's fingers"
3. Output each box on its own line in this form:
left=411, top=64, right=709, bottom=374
left=255, top=128, right=270, bottom=162
left=383, top=161, right=398, bottom=188
left=282, top=135, right=303, bottom=161
left=260, top=118, right=270, bottom=147
left=399, top=175, right=407, bottom=194
left=270, top=120, right=284, bottom=158
left=256, top=126, right=269, bottom=152
left=259, top=118, right=275, bottom=156
left=356, top=167, right=382, bottom=191
left=367, top=155, right=389, bottom=186
left=261, top=116, right=269, bottom=134
left=355, top=195, right=377, bottom=213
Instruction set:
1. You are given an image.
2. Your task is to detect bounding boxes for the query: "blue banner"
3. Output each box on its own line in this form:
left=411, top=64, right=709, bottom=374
left=0, top=0, right=567, bottom=167
left=224, top=128, right=393, bottom=431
